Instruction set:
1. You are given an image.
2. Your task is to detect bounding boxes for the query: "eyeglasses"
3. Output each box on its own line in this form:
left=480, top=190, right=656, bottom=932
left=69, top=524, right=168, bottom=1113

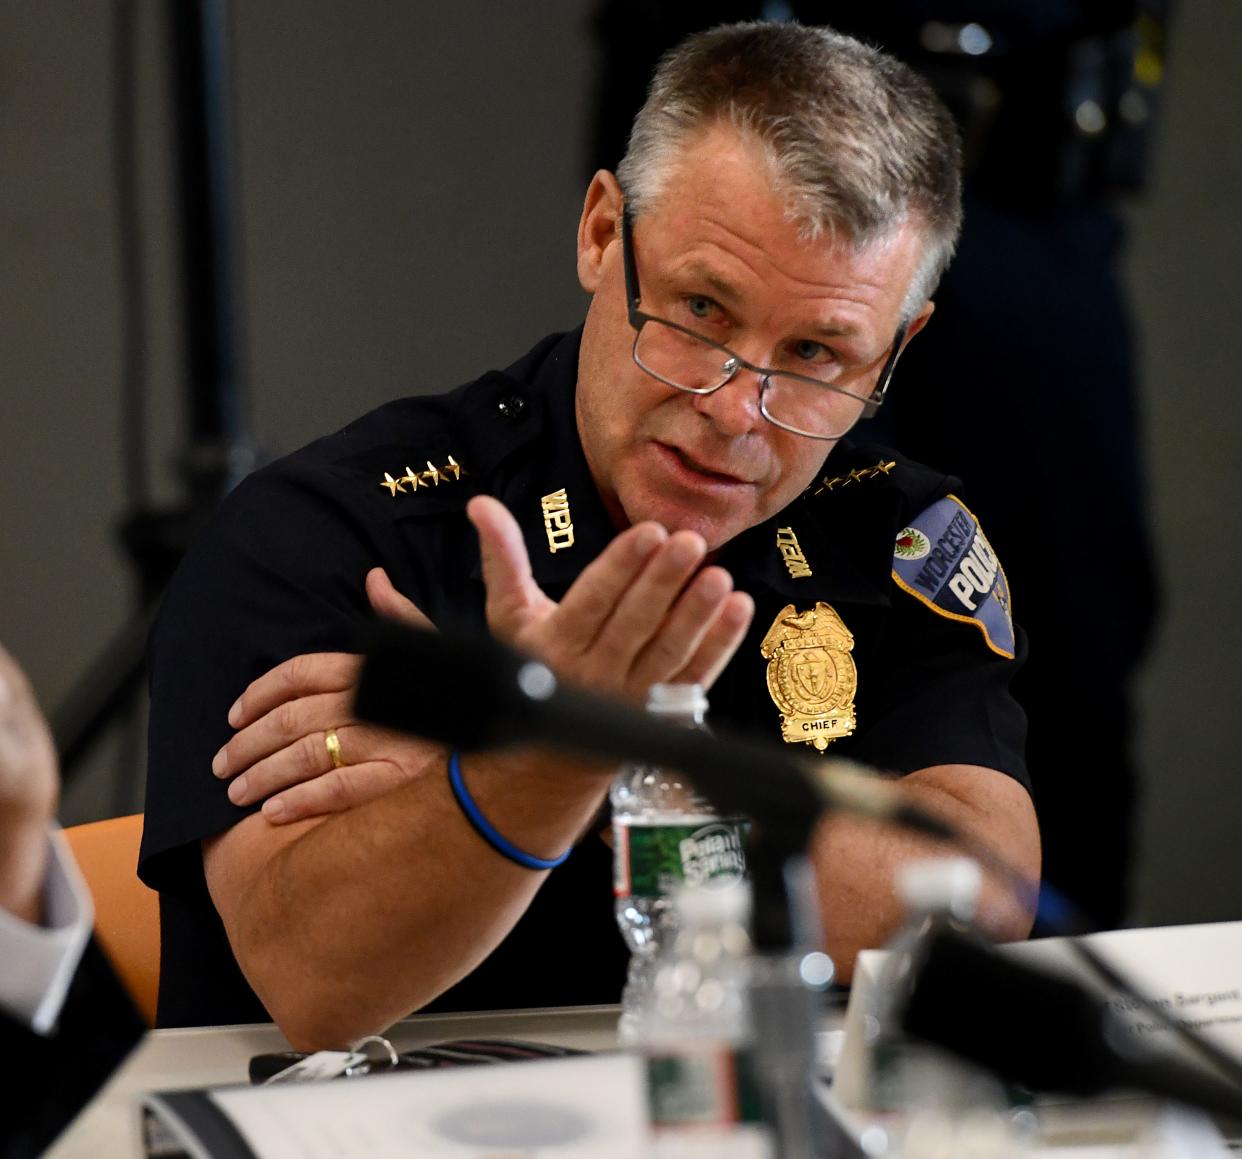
left=620, top=205, right=906, bottom=440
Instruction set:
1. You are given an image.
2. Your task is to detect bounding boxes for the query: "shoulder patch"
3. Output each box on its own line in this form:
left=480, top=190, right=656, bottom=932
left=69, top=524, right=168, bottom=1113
left=890, top=495, right=1015, bottom=659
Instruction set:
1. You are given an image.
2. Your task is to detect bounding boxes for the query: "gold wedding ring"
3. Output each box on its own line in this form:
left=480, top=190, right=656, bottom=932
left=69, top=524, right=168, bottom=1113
left=324, top=728, right=345, bottom=769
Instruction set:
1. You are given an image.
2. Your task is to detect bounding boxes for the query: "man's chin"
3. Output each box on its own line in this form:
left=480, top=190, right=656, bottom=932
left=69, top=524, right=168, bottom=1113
left=619, top=495, right=753, bottom=554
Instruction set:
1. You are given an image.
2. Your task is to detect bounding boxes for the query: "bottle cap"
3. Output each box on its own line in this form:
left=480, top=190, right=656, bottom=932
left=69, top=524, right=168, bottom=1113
left=896, top=856, right=982, bottom=921
left=646, top=682, right=708, bottom=715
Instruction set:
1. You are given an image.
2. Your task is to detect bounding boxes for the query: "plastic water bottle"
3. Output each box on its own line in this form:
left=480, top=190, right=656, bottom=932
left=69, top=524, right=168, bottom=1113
left=867, top=858, right=984, bottom=1099
left=639, top=883, right=774, bottom=1158
left=866, top=859, right=1036, bottom=1157
left=611, top=683, right=748, bottom=1045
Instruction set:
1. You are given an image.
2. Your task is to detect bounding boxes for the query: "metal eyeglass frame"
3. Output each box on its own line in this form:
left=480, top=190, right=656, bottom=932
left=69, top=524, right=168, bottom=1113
left=620, top=204, right=907, bottom=441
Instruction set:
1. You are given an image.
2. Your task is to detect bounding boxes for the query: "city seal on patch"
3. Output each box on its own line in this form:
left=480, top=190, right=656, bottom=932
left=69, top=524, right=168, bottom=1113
left=760, top=602, right=858, bottom=751
left=890, top=495, right=1016, bottom=658
left=894, top=526, right=931, bottom=560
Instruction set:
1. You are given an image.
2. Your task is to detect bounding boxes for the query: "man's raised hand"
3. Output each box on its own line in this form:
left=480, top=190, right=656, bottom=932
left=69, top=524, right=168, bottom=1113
left=467, top=495, right=752, bottom=701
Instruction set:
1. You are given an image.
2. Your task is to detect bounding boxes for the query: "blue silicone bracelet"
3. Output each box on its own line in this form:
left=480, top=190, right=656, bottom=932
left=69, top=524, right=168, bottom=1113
left=447, top=749, right=571, bottom=871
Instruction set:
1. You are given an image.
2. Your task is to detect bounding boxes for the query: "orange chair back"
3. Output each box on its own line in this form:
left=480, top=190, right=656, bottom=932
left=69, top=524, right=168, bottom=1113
left=63, top=813, right=159, bottom=1025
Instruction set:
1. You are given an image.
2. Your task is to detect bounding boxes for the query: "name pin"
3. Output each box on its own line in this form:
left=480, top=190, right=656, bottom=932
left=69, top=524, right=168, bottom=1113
left=776, top=526, right=812, bottom=579
left=541, top=488, right=574, bottom=553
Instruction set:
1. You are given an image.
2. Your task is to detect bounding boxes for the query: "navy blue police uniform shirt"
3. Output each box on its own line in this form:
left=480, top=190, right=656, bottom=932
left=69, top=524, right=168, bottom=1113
left=139, top=328, right=1029, bottom=1028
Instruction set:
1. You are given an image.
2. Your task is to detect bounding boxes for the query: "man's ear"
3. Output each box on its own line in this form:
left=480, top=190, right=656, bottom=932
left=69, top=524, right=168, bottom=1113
left=577, top=170, right=624, bottom=294
left=901, top=300, right=935, bottom=347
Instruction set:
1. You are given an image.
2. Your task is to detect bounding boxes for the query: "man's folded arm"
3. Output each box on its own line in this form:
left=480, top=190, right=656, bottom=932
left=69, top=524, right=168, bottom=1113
left=207, top=750, right=1038, bottom=1046
left=203, top=745, right=614, bottom=1050
left=204, top=497, right=755, bottom=1049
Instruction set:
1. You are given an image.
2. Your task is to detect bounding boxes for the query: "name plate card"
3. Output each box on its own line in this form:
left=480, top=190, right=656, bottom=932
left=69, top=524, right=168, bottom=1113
left=836, top=920, right=1242, bottom=1109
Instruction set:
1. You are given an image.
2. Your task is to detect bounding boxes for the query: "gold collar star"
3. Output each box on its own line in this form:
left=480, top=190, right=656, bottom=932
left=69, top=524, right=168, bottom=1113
left=378, top=455, right=468, bottom=498
left=380, top=471, right=406, bottom=496
left=811, top=459, right=896, bottom=497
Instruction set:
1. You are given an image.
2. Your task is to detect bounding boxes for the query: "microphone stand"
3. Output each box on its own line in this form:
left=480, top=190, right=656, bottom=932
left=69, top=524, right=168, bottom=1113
left=355, top=625, right=1242, bottom=1143
left=355, top=623, right=1242, bottom=1137
left=746, top=841, right=836, bottom=1159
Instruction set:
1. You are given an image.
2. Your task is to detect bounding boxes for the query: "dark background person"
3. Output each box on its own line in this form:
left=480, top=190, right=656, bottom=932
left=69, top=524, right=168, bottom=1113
left=0, top=643, right=143, bottom=1159
left=588, top=0, right=1164, bottom=929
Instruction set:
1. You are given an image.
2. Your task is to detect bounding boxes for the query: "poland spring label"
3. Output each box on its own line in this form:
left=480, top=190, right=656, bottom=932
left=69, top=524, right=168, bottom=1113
left=646, top=1047, right=764, bottom=1127
left=614, top=820, right=748, bottom=898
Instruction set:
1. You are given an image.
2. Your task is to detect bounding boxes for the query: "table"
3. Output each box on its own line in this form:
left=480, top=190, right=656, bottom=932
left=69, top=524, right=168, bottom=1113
left=46, top=1002, right=1236, bottom=1158
left=47, top=1004, right=622, bottom=1158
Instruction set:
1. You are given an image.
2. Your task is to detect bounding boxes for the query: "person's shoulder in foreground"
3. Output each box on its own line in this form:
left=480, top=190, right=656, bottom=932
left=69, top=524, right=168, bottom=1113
left=0, top=643, right=144, bottom=1159
left=142, top=20, right=1039, bottom=1049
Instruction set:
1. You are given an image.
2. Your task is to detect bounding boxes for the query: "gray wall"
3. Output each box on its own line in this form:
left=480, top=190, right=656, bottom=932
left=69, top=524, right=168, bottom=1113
left=1, top=3, right=1238, bottom=927
left=1126, top=3, right=1242, bottom=925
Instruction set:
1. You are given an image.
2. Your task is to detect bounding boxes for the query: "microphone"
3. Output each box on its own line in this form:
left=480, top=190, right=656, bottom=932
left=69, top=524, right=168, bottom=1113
left=353, top=621, right=954, bottom=853
left=899, top=921, right=1242, bottom=1122
left=356, top=623, right=1242, bottom=1123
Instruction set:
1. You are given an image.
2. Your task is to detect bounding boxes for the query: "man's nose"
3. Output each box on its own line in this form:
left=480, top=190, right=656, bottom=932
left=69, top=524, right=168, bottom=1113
left=691, top=367, right=765, bottom=437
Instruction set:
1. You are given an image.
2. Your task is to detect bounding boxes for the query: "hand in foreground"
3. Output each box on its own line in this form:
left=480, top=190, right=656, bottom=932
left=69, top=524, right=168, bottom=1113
left=0, top=642, right=59, bottom=921
left=467, top=495, right=752, bottom=702
left=212, top=570, right=443, bottom=824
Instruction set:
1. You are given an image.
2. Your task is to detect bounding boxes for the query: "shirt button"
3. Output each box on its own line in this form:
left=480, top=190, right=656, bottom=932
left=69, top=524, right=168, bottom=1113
left=497, top=394, right=526, bottom=420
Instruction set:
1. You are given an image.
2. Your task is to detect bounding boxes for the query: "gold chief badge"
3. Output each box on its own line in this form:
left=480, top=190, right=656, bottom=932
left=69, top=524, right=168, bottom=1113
left=761, top=602, right=857, bottom=751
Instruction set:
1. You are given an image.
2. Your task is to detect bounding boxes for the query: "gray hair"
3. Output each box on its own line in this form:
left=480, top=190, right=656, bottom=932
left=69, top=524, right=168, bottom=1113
left=615, top=22, right=963, bottom=319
